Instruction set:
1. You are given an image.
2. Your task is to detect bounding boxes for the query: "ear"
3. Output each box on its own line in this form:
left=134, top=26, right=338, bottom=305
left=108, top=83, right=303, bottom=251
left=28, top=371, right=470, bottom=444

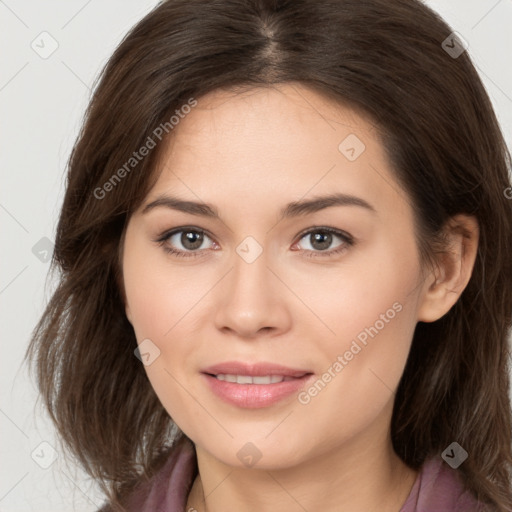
left=417, top=214, right=479, bottom=323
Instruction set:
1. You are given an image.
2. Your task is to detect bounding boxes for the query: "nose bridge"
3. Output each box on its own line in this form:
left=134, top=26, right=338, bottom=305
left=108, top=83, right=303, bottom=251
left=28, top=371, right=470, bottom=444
left=213, top=237, right=289, bottom=336
left=229, top=240, right=275, bottom=311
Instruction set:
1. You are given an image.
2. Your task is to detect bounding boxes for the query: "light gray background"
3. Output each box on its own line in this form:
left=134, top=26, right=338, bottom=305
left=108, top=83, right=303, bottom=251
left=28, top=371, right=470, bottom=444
left=1, top=1, right=511, bottom=510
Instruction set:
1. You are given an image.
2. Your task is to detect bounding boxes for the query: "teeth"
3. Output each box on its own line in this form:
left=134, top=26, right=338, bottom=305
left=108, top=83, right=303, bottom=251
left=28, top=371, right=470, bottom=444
left=215, top=374, right=293, bottom=384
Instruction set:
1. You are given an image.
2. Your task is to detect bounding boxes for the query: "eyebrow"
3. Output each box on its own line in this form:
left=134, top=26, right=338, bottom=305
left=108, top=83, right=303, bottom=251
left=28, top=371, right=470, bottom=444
left=141, top=192, right=376, bottom=220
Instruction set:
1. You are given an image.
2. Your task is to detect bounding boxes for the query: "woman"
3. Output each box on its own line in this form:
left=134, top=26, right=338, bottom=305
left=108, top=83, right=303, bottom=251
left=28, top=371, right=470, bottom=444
left=26, top=0, right=512, bottom=510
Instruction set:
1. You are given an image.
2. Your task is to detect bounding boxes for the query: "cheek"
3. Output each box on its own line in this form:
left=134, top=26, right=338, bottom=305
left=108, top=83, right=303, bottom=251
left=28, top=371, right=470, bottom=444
left=122, top=230, right=203, bottom=340
left=290, top=240, right=420, bottom=443
left=121, top=232, right=202, bottom=421
left=288, top=231, right=420, bottom=355
left=124, top=271, right=169, bottom=341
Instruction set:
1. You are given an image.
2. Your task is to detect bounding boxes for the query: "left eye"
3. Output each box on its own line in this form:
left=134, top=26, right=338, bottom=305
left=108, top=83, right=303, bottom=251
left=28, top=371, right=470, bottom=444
left=293, top=228, right=353, bottom=257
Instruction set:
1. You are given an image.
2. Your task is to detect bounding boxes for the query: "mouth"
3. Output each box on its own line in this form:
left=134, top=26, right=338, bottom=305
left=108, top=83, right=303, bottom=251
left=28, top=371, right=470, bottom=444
left=201, top=361, right=314, bottom=408
left=211, top=374, right=301, bottom=384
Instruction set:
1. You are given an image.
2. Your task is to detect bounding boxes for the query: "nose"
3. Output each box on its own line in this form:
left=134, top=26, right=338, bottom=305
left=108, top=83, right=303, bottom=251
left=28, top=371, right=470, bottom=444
left=213, top=246, right=292, bottom=339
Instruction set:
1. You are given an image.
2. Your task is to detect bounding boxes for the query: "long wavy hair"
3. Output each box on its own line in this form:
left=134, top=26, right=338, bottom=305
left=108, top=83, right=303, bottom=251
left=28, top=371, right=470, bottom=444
left=25, top=0, right=512, bottom=510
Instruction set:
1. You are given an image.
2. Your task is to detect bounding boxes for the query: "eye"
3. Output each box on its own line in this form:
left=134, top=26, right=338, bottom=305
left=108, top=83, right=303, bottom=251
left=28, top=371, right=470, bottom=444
left=155, top=226, right=354, bottom=259
left=155, top=227, right=217, bottom=258
left=293, top=227, right=354, bottom=258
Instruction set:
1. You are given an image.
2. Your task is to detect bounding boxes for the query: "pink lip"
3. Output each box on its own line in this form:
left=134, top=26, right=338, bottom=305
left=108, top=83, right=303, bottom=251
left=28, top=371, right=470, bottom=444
left=201, top=361, right=314, bottom=409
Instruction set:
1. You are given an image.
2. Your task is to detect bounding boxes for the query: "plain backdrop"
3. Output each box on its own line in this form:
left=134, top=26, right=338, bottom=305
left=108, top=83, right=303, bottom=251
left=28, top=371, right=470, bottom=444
left=1, top=1, right=511, bottom=510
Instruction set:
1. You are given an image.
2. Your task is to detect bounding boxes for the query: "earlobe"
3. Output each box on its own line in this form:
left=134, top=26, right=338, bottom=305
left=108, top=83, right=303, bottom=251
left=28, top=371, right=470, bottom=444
left=417, top=215, right=479, bottom=323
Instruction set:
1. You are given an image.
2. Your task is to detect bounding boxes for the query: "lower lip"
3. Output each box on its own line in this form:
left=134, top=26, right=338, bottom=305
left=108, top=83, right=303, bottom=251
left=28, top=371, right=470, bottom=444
left=202, top=373, right=313, bottom=409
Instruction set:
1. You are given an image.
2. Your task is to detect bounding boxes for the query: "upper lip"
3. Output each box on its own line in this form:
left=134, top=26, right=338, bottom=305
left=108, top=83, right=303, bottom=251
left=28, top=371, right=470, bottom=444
left=202, top=361, right=311, bottom=378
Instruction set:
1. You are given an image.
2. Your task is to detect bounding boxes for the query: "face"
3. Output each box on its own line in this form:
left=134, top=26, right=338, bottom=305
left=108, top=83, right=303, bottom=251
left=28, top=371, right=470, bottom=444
left=122, top=83, right=429, bottom=469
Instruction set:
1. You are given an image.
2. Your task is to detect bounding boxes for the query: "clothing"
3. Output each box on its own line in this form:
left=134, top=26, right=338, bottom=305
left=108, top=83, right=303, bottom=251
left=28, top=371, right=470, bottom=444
left=99, top=436, right=487, bottom=511
left=399, top=454, right=488, bottom=511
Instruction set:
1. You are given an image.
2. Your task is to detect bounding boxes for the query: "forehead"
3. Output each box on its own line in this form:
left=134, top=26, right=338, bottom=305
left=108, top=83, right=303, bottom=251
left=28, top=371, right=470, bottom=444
left=143, top=83, right=409, bottom=224
left=166, top=83, right=374, bottom=156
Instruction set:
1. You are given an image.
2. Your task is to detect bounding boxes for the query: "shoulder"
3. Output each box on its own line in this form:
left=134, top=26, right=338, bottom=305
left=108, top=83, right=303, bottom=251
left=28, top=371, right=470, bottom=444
left=97, top=436, right=197, bottom=512
left=401, top=456, right=491, bottom=512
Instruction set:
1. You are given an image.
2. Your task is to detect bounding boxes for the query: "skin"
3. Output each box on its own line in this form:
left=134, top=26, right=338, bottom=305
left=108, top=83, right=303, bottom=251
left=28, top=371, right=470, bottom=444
left=121, top=83, right=479, bottom=512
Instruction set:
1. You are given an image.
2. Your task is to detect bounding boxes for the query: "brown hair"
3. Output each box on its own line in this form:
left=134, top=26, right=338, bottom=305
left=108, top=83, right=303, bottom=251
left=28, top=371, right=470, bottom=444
left=25, top=0, right=512, bottom=510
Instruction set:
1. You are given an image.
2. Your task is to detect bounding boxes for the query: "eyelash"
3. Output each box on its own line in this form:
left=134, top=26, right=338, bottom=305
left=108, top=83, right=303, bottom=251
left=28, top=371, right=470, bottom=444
left=154, top=226, right=355, bottom=259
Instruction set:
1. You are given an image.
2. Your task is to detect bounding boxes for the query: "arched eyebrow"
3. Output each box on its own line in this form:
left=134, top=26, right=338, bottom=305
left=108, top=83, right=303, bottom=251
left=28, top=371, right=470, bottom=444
left=141, top=192, right=377, bottom=220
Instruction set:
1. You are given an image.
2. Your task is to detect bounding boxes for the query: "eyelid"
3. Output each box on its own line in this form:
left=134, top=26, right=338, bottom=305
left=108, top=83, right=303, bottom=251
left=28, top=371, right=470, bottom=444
left=295, top=225, right=353, bottom=244
left=155, top=225, right=216, bottom=242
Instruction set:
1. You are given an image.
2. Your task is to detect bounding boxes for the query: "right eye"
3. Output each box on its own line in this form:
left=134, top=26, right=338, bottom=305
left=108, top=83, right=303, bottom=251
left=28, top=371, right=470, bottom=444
left=155, top=227, right=218, bottom=258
